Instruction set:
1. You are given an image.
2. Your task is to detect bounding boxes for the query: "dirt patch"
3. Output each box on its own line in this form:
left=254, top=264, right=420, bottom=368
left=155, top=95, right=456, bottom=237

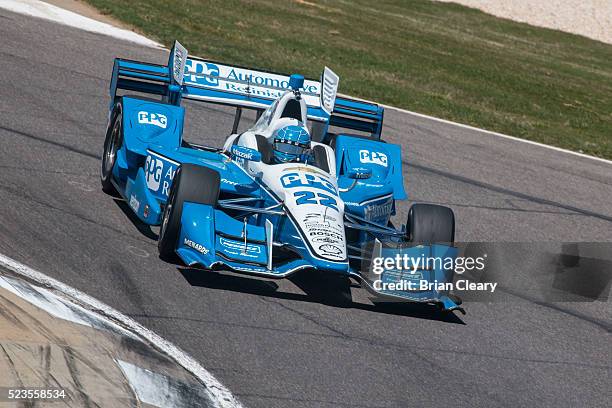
left=43, top=0, right=131, bottom=29
left=436, top=0, right=612, bottom=44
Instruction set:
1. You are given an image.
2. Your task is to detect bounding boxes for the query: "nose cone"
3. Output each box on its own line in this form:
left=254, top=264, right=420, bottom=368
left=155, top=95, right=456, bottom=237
left=312, top=257, right=350, bottom=274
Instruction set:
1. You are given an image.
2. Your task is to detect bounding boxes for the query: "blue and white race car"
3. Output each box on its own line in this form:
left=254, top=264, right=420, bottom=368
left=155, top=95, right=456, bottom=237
left=101, top=41, right=462, bottom=312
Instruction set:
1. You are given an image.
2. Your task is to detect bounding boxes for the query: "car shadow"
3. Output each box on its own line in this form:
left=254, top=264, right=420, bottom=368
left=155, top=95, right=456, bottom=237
left=113, top=198, right=158, bottom=240
left=364, top=301, right=465, bottom=324
left=178, top=267, right=465, bottom=324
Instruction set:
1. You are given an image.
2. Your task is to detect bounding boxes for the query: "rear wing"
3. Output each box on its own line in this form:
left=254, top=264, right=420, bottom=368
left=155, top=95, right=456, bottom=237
left=110, top=41, right=339, bottom=122
left=330, top=96, right=384, bottom=140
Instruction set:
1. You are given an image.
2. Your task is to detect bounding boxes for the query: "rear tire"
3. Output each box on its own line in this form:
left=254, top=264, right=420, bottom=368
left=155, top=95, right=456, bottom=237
left=101, top=103, right=123, bottom=196
left=406, top=203, right=455, bottom=244
left=158, top=164, right=220, bottom=261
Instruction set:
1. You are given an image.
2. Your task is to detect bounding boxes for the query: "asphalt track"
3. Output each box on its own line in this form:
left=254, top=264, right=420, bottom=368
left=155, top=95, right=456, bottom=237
left=0, top=9, right=611, bottom=408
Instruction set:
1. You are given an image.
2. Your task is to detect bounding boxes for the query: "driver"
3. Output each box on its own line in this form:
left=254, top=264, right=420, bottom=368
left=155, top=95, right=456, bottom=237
left=272, top=124, right=312, bottom=164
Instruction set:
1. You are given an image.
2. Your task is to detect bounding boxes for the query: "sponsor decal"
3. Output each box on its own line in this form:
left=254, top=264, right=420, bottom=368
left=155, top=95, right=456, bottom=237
left=319, top=244, right=342, bottom=255
left=145, top=156, right=162, bottom=191
left=221, top=178, right=239, bottom=185
left=129, top=194, right=140, bottom=212
left=307, top=228, right=342, bottom=235
left=304, top=221, right=342, bottom=230
left=232, top=148, right=255, bottom=160
left=284, top=166, right=326, bottom=175
left=219, top=237, right=261, bottom=259
left=171, top=42, right=187, bottom=85
left=365, top=183, right=386, bottom=188
left=303, top=213, right=338, bottom=223
left=359, top=150, right=388, bottom=167
left=185, top=60, right=220, bottom=86
left=302, top=213, right=345, bottom=249
left=183, top=60, right=326, bottom=113
left=138, top=111, right=167, bottom=129
left=184, top=237, right=209, bottom=255
left=145, top=153, right=177, bottom=197
left=280, top=172, right=337, bottom=196
left=364, top=197, right=394, bottom=222
left=321, top=67, right=339, bottom=115
left=312, top=236, right=341, bottom=244
left=185, top=60, right=318, bottom=94
left=182, top=60, right=326, bottom=115
left=308, top=230, right=343, bottom=244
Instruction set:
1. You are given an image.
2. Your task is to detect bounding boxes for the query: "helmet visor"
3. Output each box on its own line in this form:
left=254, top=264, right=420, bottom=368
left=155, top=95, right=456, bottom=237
left=274, top=141, right=308, bottom=157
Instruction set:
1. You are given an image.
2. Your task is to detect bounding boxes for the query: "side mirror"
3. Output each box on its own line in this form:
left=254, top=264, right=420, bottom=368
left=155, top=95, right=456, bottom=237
left=347, top=167, right=372, bottom=180
left=231, top=145, right=261, bottom=163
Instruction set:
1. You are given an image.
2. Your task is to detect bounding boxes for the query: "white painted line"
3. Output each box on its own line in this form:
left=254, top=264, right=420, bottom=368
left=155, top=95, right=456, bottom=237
left=0, top=252, right=243, bottom=408
left=339, top=93, right=612, bottom=166
left=338, top=94, right=612, bottom=164
left=4, top=1, right=610, bottom=166
left=384, top=105, right=612, bottom=166
left=0, top=0, right=162, bottom=48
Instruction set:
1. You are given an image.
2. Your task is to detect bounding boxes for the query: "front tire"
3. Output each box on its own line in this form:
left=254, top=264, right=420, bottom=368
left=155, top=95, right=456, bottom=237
left=101, top=103, right=123, bottom=195
left=158, top=164, right=220, bottom=261
left=321, top=274, right=353, bottom=307
left=406, top=203, right=455, bottom=244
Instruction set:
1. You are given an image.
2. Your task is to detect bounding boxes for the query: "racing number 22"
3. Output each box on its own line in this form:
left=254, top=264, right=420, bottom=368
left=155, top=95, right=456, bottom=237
left=294, top=191, right=338, bottom=211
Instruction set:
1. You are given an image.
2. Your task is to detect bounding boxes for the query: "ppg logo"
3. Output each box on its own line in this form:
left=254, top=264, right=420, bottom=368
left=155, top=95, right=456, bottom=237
left=185, top=60, right=220, bottom=87
left=280, top=172, right=337, bottom=196
left=145, top=156, right=163, bottom=191
left=359, top=150, right=388, bottom=167
left=138, top=111, right=167, bottom=129
left=145, top=153, right=177, bottom=197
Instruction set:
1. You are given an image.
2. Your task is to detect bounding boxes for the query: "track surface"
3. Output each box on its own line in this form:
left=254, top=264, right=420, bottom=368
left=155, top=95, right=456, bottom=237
left=1, top=10, right=610, bottom=408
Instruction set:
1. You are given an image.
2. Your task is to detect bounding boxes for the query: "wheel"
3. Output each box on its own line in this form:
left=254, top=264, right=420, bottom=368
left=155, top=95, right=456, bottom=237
left=101, top=103, right=123, bottom=195
left=320, top=273, right=353, bottom=307
left=406, top=203, right=455, bottom=244
left=290, top=271, right=353, bottom=307
left=158, top=164, right=220, bottom=261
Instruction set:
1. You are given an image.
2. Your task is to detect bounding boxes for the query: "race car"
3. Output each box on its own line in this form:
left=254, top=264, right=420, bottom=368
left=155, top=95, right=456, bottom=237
left=101, top=41, right=463, bottom=313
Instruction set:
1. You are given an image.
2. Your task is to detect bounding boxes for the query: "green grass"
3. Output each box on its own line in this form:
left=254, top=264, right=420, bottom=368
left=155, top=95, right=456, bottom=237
left=85, top=0, right=612, bottom=159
